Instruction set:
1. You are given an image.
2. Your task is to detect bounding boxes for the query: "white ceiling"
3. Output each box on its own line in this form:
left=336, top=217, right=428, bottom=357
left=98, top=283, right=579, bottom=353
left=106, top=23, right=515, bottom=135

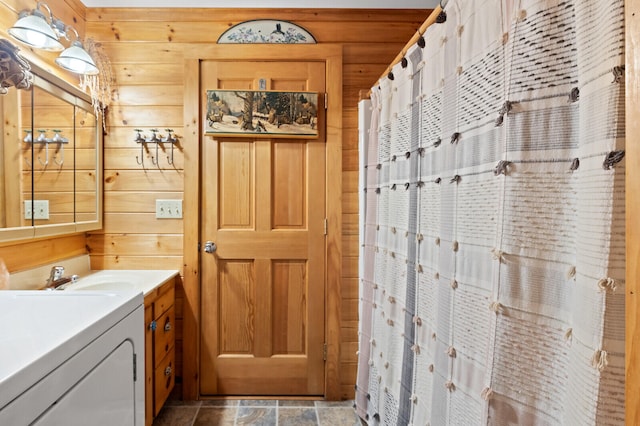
left=80, top=0, right=439, bottom=8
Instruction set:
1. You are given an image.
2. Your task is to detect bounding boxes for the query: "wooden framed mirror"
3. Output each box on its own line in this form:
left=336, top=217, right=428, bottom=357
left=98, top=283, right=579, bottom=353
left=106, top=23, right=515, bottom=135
left=0, top=65, right=102, bottom=242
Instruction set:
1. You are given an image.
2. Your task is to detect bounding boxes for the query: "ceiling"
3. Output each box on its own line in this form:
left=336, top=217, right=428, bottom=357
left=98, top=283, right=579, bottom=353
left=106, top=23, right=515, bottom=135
left=80, top=0, right=439, bottom=8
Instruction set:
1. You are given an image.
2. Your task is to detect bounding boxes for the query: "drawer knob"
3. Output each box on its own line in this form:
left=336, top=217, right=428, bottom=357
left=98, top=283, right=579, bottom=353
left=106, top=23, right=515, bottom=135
left=165, top=366, right=172, bottom=377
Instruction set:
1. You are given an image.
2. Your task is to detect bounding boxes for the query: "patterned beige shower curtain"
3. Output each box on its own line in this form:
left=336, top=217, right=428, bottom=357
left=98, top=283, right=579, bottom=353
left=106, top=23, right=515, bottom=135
left=356, top=0, right=625, bottom=424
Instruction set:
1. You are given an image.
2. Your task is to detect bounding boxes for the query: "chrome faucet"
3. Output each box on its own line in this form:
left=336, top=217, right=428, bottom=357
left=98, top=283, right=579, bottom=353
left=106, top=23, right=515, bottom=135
left=45, top=266, right=79, bottom=290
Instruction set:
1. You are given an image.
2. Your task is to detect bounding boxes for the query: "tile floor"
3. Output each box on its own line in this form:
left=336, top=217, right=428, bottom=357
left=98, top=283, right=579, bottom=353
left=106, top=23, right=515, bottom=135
left=153, top=399, right=365, bottom=426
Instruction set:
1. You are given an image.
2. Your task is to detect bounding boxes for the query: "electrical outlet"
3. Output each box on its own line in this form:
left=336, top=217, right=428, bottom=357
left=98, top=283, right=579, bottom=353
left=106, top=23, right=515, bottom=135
left=156, top=199, right=182, bottom=219
left=24, top=200, right=49, bottom=220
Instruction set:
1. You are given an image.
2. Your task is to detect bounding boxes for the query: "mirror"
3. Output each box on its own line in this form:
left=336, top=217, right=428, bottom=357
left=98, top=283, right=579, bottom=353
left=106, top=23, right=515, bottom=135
left=0, top=67, right=101, bottom=241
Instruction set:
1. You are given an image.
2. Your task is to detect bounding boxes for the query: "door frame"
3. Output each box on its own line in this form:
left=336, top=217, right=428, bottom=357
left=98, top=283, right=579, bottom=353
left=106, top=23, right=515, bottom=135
left=181, top=44, right=343, bottom=400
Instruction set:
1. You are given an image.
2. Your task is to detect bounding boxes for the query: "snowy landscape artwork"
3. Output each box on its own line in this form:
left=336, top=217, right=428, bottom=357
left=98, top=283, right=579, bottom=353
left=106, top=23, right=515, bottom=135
left=205, top=90, right=319, bottom=137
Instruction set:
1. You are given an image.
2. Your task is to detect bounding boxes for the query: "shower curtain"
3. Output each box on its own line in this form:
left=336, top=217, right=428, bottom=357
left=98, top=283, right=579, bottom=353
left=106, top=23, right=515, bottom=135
left=356, top=0, right=625, bottom=424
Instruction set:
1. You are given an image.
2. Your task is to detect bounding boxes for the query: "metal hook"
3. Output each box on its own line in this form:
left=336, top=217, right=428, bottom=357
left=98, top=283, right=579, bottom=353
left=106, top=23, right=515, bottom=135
left=164, top=129, right=176, bottom=165
left=146, top=128, right=160, bottom=166
left=53, top=144, right=64, bottom=166
left=134, top=129, right=146, bottom=166
left=136, top=141, right=145, bottom=166
left=167, top=140, right=175, bottom=165
left=37, top=143, right=49, bottom=167
left=151, top=141, right=159, bottom=166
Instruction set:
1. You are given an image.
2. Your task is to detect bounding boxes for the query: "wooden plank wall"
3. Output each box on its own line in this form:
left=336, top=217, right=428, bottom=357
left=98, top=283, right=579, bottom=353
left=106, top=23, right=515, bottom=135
left=83, top=8, right=429, bottom=399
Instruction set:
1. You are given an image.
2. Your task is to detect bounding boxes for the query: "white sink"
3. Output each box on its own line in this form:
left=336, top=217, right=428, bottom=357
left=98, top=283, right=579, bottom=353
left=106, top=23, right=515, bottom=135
left=70, top=281, right=137, bottom=292
left=64, top=270, right=179, bottom=296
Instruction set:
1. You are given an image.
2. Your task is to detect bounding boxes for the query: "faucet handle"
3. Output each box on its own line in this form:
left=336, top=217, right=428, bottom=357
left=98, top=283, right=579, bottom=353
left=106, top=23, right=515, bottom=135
left=50, top=266, right=64, bottom=281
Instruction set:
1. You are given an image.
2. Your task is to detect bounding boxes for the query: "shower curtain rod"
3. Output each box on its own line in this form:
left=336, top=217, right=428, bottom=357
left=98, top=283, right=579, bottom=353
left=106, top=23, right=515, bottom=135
left=365, top=4, right=443, bottom=99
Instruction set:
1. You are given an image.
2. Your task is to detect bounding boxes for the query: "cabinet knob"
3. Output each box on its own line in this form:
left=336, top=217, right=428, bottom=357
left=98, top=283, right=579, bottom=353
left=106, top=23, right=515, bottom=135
left=164, top=318, right=172, bottom=332
left=149, top=320, right=157, bottom=331
left=164, top=366, right=172, bottom=377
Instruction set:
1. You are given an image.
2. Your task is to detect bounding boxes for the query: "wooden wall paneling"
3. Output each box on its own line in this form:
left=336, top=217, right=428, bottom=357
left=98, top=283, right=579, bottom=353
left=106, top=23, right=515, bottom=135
left=86, top=21, right=422, bottom=44
left=93, top=42, right=187, bottom=64
left=86, top=8, right=426, bottom=23
left=89, top=255, right=184, bottom=271
left=342, top=43, right=414, bottom=65
left=343, top=149, right=359, bottom=171
left=113, top=63, right=184, bottom=86
left=103, top=170, right=182, bottom=191
left=102, top=213, right=182, bottom=234
left=0, top=234, right=86, bottom=272
left=110, top=105, right=183, bottom=128
left=342, top=213, right=359, bottom=236
left=341, top=235, right=359, bottom=257
left=2, top=90, right=22, bottom=228
left=103, top=191, right=183, bottom=213
left=627, top=0, right=639, bottom=423
left=86, top=234, right=184, bottom=256
left=117, top=85, right=184, bottom=106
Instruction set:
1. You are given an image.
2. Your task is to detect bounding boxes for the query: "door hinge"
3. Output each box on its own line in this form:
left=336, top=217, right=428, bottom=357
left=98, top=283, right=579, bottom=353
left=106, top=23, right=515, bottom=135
left=324, top=93, right=328, bottom=110
left=323, top=218, right=328, bottom=236
left=133, top=353, right=137, bottom=381
left=323, top=343, right=328, bottom=361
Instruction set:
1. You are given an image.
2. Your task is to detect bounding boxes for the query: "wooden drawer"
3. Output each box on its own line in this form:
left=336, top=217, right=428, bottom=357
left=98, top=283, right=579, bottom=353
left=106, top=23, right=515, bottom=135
left=154, top=284, right=175, bottom=317
left=153, top=347, right=175, bottom=417
left=154, top=305, right=175, bottom=366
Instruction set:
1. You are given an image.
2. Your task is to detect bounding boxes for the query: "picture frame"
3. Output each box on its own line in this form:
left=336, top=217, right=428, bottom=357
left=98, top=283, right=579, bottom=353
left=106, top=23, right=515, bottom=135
left=205, top=90, right=319, bottom=138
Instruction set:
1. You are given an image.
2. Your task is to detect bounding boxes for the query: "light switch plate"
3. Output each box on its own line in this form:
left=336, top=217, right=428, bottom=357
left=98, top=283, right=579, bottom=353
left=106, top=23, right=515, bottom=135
left=24, top=200, right=49, bottom=220
left=156, top=199, right=183, bottom=219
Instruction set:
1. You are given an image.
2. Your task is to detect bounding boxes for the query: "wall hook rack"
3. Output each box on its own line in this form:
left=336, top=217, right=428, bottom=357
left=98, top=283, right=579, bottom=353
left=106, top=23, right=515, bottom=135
left=23, top=129, right=69, bottom=169
left=134, top=128, right=180, bottom=167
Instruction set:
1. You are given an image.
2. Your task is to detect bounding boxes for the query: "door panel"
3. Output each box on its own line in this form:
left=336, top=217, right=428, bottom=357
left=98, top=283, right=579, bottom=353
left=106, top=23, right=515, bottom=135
left=273, top=143, right=306, bottom=228
left=219, top=142, right=254, bottom=229
left=200, top=60, right=326, bottom=396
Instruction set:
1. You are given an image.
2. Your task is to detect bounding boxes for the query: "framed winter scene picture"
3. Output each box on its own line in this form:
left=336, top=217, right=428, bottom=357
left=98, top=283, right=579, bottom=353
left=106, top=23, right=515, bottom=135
left=204, top=90, right=319, bottom=138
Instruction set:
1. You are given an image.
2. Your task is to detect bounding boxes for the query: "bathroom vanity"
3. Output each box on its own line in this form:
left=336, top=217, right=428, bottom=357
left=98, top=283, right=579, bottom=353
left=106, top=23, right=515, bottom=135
left=0, top=289, right=144, bottom=425
left=0, top=262, right=179, bottom=426
left=64, top=268, right=179, bottom=425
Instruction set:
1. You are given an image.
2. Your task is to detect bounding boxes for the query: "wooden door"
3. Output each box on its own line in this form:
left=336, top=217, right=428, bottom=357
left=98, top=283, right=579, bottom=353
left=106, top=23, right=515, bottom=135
left=199, top=60, right=326, bottom=396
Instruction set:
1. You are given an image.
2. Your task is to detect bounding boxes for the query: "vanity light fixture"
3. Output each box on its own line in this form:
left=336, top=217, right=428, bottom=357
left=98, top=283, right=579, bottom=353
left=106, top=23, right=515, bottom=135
left=8, top=2, right=63, bottom=51
left=55, top=27, right=99, bottom=75
left=8, top=1, right=98, bottom=75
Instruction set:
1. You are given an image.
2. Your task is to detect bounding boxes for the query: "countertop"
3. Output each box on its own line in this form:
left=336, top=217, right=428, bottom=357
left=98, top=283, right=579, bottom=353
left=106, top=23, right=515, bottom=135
left=65, top=269, right=180, bottom=296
